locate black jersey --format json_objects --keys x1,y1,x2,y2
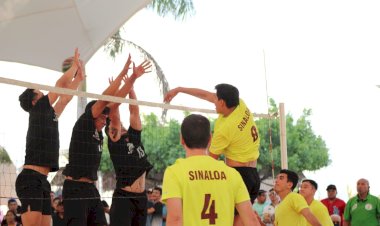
[
  {"x1": 24, "y1": 95, "x2": 59, "y2": 172},
  {"x1": 107, "y1": 126, "x2": 153, "y2": 188},
  {"x1": 63, "y1": 109, "x2": 103, "y2": 181}
]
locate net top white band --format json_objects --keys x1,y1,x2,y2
[{"x1": 0, "y1": 76, "x2": 274, "y2": 118}]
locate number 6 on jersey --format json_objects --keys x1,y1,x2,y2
[{"x1": 201, "y1": 194, "x2": 218, "y2": 224}]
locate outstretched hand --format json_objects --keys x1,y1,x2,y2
[
  {"x1": 163, "y1": 88, "x2": 179, "y2": 103},
  {"x1": 121, "y1": 54, "x2": 132, "y2": 75},
  {"x1": 132, "y1": 60, "x2": 152, "y2": 78},
  {"x1": 73, "y1": 48, "x2": 84, "y2": 81},
  {"x1": 73, "y1": 48, "x2": 80, "y2": 67},
  {"x1": 76, "y1": 60, "x2": 85, "y2": 81}
]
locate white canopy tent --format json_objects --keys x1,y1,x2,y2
[
  {"x1": 0, "y1": 0, "x2": 155, "y2": 205},
  {"x1": 0, "y1": 0, "x2": 152, "y2": 72}
]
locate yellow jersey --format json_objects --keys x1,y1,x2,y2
[
  {"x1": 307, "y1": 200, "x2": 333, "y2": 226},
  {"x1": 162, "y1": 155, "x2": 250, "y2": 226},
  {"x1": 275, "y1": 192, "x2": 309, "y2": 226},
  {"x1": 209, "y1": 99, "x2": 260, "y2": 162}
]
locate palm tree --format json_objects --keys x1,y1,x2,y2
[
  {"x1": 101, "y1": 0, "x2": 195, "y2": 120},
  {"x1": 0, "y1": 146, "x2": 12, "y2": 163},
  {"x1": 105, "y1": 35, "x2": 170, "y2": 120}
]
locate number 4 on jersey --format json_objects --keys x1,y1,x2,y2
[{"x1": 201, "y1": 194, "x2": 218, "y2": 224}]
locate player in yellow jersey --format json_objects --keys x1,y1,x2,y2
[
  {"x1": 299, "y1": 179, "x2": 334, "y2": 226},
  {"x1": 162, "y1": 114, "x2": 260, "y2": 226},
  {"x1": 164, "y1": 84, "x2": 260, "y2": 226},
  {"x1": 274, "y1": 170, "x2": 321, "y2": 226}
]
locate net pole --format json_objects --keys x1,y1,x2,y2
[{"x1": 279, "y1": 103, "x2": 288, "y2": 169}]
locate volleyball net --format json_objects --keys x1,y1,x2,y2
[{"x1": 0, "y1": 76, "x2": 275, "y2": 205}]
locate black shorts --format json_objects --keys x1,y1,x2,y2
[
  {"x1": 62, "y1": 180, "x2": 107, "y2": 226},
  {"x1": 233, "y1": 167, "x2": 260, "y2": 204},
  {"x1": 110, "y1": 188, "x2": 147, "y2": 226},
  {"x1": 15, "y1": 169, "x2": 52, "y2": 215}
]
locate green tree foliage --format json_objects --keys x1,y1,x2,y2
[
  {"x1": 142, "y1": 113, "x2": 184, "y2": 174},
  {"x1": 256, "y1": 99, "x2": 330, "y2": 180},
  {"x1": 99, "y1": 100, "x2": 330, "y2": 180},
  {"x1": 148, "y1": 0, "x2": 195, "y2": 20},
  {"x1": 100, "y1": 138, "x2": 114, "y2": 173},
  {"x1": 0, "y1": 146, "x2": 12, "y2": 163}
]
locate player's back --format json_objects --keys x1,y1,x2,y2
[{"x1": 162, "y1": 155, "x2": 250, "y2": 226}]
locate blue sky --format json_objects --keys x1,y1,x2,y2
[{"x1": 1, "y1": 0, "x2": 380, "y2": 201}]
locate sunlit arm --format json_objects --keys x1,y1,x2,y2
[
  {"x1": 164, "y1": 87, "x2": 218, "y2": 104},
  {"x1": 300, "y1": 208, "x2": 322, "y2": 226},
  {"x1": 166, "y1": 198, "x2": 183, "y2": 226}
]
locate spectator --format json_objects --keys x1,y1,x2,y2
[
  {"x1": 52, "y1": 201, "x2": 64, "y2": 226},
  {"x1": 343, "y1": 178, "x2": 380, "y2": 226},
  {"x1": 6, "y1": 199, "x2": 17, "y2": 213},
  {"x1": 321, "y1": 184, "x2": 346, "y2": 226},
  {"x1": 2, "y1": 210, "x2": 21, "y2": 226},
  {"x1": 151, "y1": 187, "x2": 163, "y2": 226},
  {"x1": 253, "y1": 190, "x2": 269, "y2": 219},
  {"x1": 1, "y1": 199, "x2": 21, "y2": 225},
  {"x1": 262, "y1": 188, "x2": 279, "y2": 226},
  {"x1": 52, "y1": 197, "x2": 61, "y2": 214}
]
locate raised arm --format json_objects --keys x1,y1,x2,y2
[
  {"x1": 164, "y1": 87, "x2": 218, "y2": 104},
  {"x1": 128, "y1": 89, "x2": 141, "y2": 130},
  {"x1": 106, "y1": 58, "x2": 151, "y2": 140},
  {"x1": 107, "y1": 104, "x2": 122, "y2": 142},
  {"x1": 52, "y1": 50, "x2": 86, "y2": 116},
  {"x1": 300, "y1": 208, "x2": 322, "y2": 226},
  {"x1": 110, "y1": 60, "x2": 152, "y2": 108},
  {"x1": 47, "y1": 48, "x2": 80, "y2": 106},
  {"x1": 90, "y1": 58, "x2": 131, "y2": 119}
]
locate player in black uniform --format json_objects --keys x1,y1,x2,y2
[
  {"x1": 106, "y1": 86, "x2": 152, "y2": 226},
  {"x1": 104, "y1": 56, "x2": 152, "y2": 226},
  {"x1": 16, "y1": 49, "x2": 84, "y2": 226},
  {"x1": 62, "y1": 55, "x2": 151, "y2": 226}
]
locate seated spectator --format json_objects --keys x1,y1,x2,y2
[
  {"x1": 2, "y1": 210, "x2": 21, "y2": 226},
  {"x1": 52, "y1": 197, "x2": 61, "y2": 214},
  {"x1": 253, "y1": 190, "x2": 269, "y2": 219},
  {"x1": 262, "y1": 188, "x2": 279, "y2": 226},
  {"x1": 52, "y1": 201, "x2": 64, "y2": 226},
  {"x1": 1, "y1": 199, "x2": 21, "y2": 225},
  {"x1": 151, "y1": 187, "x2": 163, "y2": 226}
]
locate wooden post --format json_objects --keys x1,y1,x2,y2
[{"x1": 279, "y1": 103, "x2": 288, "y2": 169}]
